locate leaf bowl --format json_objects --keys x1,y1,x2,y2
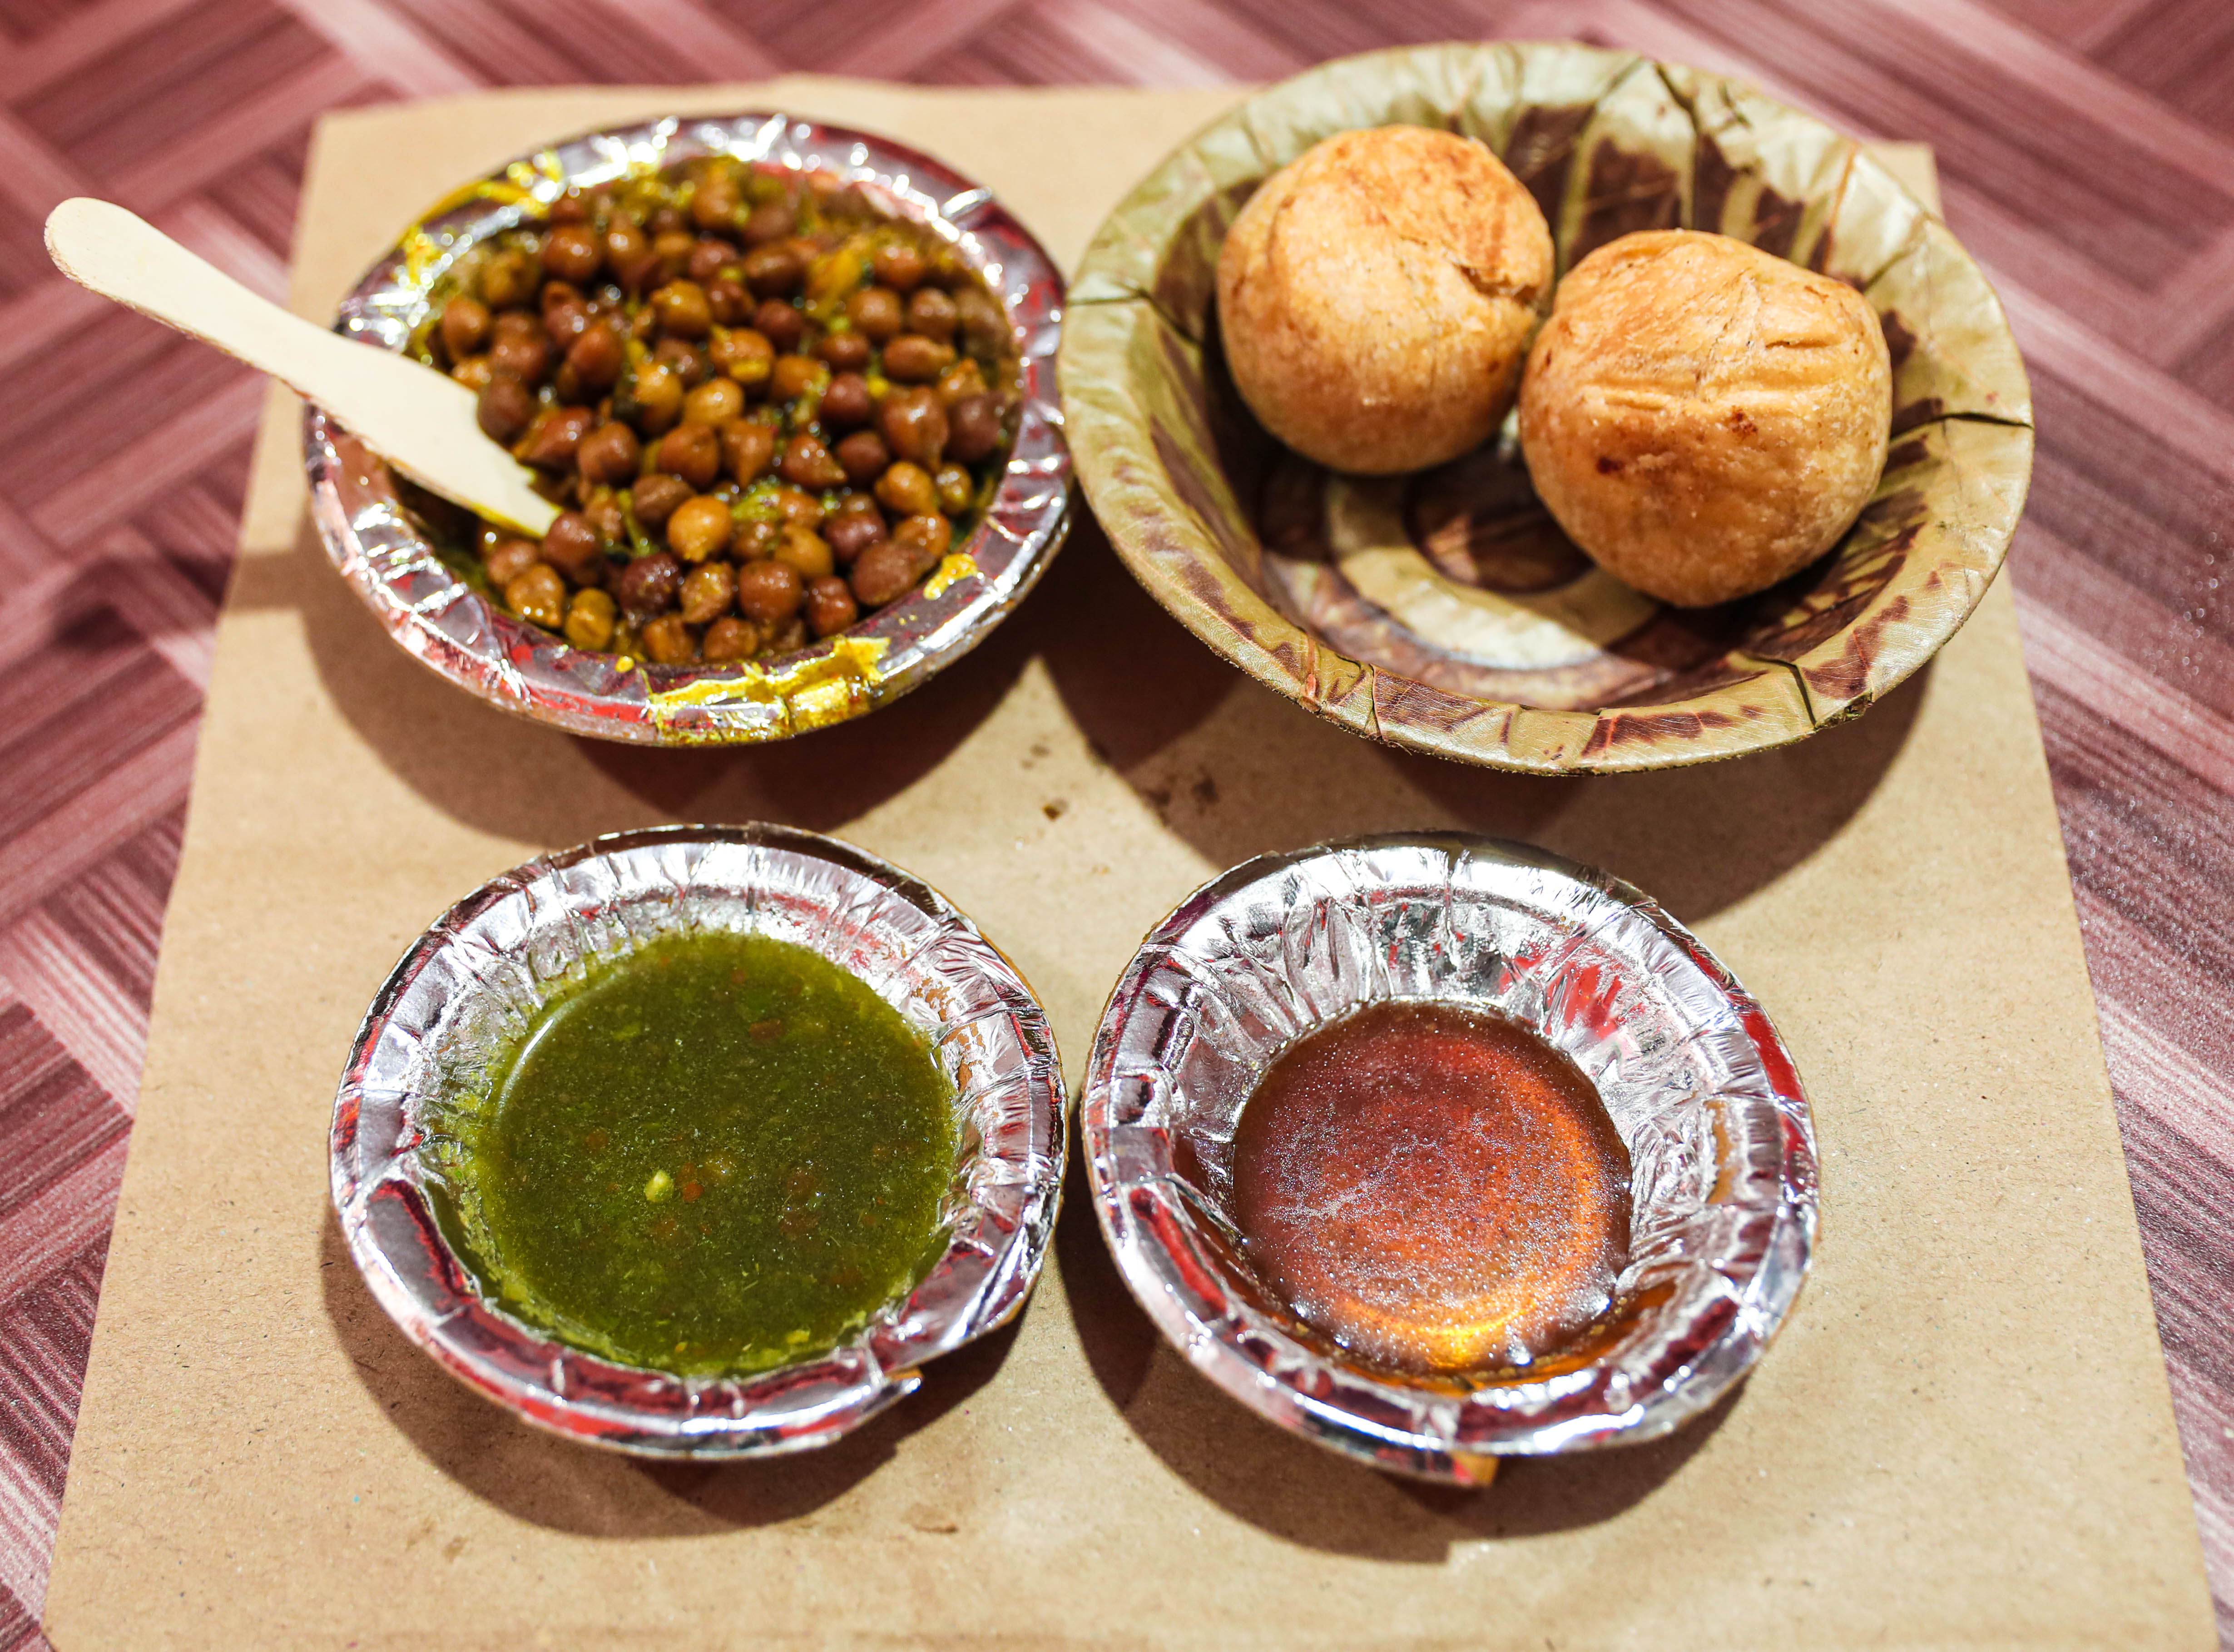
[{"x1": 1059, "y1": 42, "x2": 2031, "y2": 772}]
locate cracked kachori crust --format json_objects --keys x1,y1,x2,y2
[
  {"x1": 1518, "y1": 229, "x2": 1892, "y2": 609},
  {"x1": 1215, "y1": 126, "x2": 1554, "y2": 476}
]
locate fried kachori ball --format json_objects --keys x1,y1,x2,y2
[
  {"x1": 1215, "y1": 126, "x2": 1553, "y2": 475},
  {"x1": 1517, "y1": 229, "x2": 1892, "y2": 608}
]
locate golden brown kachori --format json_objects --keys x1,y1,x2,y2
[
  {"x1": 1216, "y1": 127, "x2": 1554, "y2": 476},
  {"x1": 1518, "y1": 229, "x2": 1891, "y2": 607}
]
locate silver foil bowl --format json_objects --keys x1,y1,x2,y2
[
  {"x1": 307, "y1": 114, "x2": 1070, "y2": 744},
  {"x1": 331, "y1": 824, "x2": 1065, "y2": 1456},
  {"x1": 1082, "y1": 834, "x2": 1817, "y2": 1483}
]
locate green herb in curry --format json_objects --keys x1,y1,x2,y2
[{"x1": 436, "y1": 929, "x2": 955, "y2": 1376}]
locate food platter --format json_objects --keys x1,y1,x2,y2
[
  {"x1": 326, "y1": 44, "x2": 1976, "y2": 1464},
  {"x1": 40, "y1": 70, "x2": 2220, "y2": 1652}
]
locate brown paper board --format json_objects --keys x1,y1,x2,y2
[{"x1": 42, "y1": 82, "x2": 2214, "y2": 1649}]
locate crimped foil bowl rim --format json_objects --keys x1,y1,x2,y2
[
  {"x1": 331, "y1": 823, "x2": 1066, "y2": 1458},
  {"x1": 1058, "y1": 40, "x2": 2033, "y2": 774},
  {"x1": 1080, "y1": 831, "x2": 1818, "y2": 1479},
  {"x1": 307, "y1": 111, "x2": 1071, "y2": 746}
]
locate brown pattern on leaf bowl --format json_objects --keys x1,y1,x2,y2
[{"x1": 1059, "y1": 43, "x2": 2034, "y2": 773}]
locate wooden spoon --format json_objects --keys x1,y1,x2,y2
[{"x1": 45, "y1": 197, "x2": 559, "y2": 538}]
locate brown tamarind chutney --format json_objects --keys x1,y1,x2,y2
[{"x1": 1229, "y1": 998, "x2": 1632, "y2": 1377}]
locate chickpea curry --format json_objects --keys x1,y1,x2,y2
[
  {"x1": 438, "y1": 929, "x2": 956, "y2": 1376},
  {"x1": 415, "y1": 155, "x2": 1018, "y2": 669}
]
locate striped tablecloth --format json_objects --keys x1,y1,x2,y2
[{"x1": 0, "y1": 2, "x2": 2225, "y2": 1646}]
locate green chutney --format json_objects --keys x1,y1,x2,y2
[{"x1": 442, "y1": 929, "x2": 955, "y2": 1376}]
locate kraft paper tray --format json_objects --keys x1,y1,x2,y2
[{"x1": 42, "y1": 80, "x2": 2215, "y2": 1651}]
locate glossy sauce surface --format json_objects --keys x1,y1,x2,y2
[
  {"x1": 1230, "y1": 999, "x2": 1631, "y2": 1375},
  {"x1": 448, "y1": 929, "x2": 953, "y2": 1376}
]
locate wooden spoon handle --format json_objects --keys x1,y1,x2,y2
[
  {"x1": 45, "y1": 197, "x2": 558, "y2": 538},
  {"x1": 47, "y1": 198, "x2": 381, "y2": 405}
]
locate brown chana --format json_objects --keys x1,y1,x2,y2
[
  {"x1": 834, "y1": 429, "x2": 890, "y2": 484},
  {"x1": 667, "y1": 495, "x2": 734, "y2": 563},
  {"x1": 566, "y1": 322, "x2": 625, "y2": 390},
  {"x1": 702, "y1": 615, "x2": 761, "y2": 662},
  {"x1": 824, "y1": 507, "x2": 885, "y2": 567},
  {"x1": 427, "y1": 155, "x2": 1018, "y2": 671},
  {"x1": 871, "y1": 241, "x2": 926, "y2": 293},
  {"x1": 736, "y1": 559, "x2": 805, "y2": 624},
  {"x1": 631, "y1": 473, "x2": 693, "y2": 528},
  {"x1": 679, "y1": 560, "x2": 737, "y2": 623},
  {"x1": 441, "y1": 295, "x2": 491, "y2": 360},
  {"x1": 733, "y1": 519, "x2": 782, "y2": 561},
  {"x1": 713, "y1": 327, "x2": 774, "y2": 387},
  {"x1": 769, "y1": 353, "x2": 827, "y2": 402},
  {"x1": 820, "y1": 372, "x2": 873, "y2": 428},
  {"x1": 544, "y1": 223, "x2": 603, "y2": 284},
  {"x1": 779, "y1": 435, "x2": 848, "y2": 490},
  {"x1": 806, "y1": 576, "x2": 859, "y2": 638},
  {"x1": 893, "y1": 511, "x2": 954, "y2": 565},
  {"x1": 773, "y1": 525, "x2": 836, "y2": 581},
  {"x1": 576, "y1": 421, "x2": 642, "y2": 486},
  {"x1": 847, "y1": 285, "x2": 903, "y2": 342},
  {"x1": 540, "y1": 512, "x2": 606, "y2": 584},
  {"x1": 487, "y1": 327, "x2": 551, "y2": 385},
  {"x1": 651, "y1": 280, "x2": 713, "y2": 339},
  {"x1": 563, "y1": 586, "x2": 617, "y2": 651},
  {"x1": 687, "y1": 239, "x2": 734, "y2": 284},
  {"x1": 476, "y1": 374, "x2": 535, "y2": 443},
  {"x1": 743, "y1": 199, "x2": 793, "y2": 246},
  {"x1": 770, "y1": 485, "x2": 824, "y2": 527},
  {"x1": 935, "y1": 358, "x2": 988, "y2": 407},
  {"x1": 753, "y1": 299, "x2": 805, "y2": 353},
  {"x1": 656, "y1": 423, "x2": 722, "y2": 490},
  {"x1": 876, "y1": 461, "x2": 940, "y2": 518},
  {"x1": 707, "y1": 278, "x2": 750, "y2": 326},
  {"x1": 816, "y1": 330, "x2": 872, "y2": 372},
  {"x1": 651, "y1": 335, "x2": 707, "y2": 388},
  {"x1": 878, "y1": 386, "x2": 947, "y2": 465},
  {"x1": 934, "y1": 464, "x2": 975, "y2": 514},
  {"x1": 683, "y1": 378, "x2": 744, "y2": 426},
  {"x1": 849, "y1": 540, "x2": 918, "y2": 608},
  {"x1": 743, "y1": 243, "x2": 805, "y2": 298},
  {"x1": 946, "y1": 393, "x2": 1003, "y2": 464},
  {"x1": 882, "y1": 334, "x2": 955, "y2": 383},
  {"x1": 640, "y1": 612, "x2": 696, "y2": 665},
  {"x1": 906, "y1": 288, "x2": 958, "y2": 343},
  {"x1": 693, "y1": 174, "x2": 742, "y2": 230},
  {"x1": 518, "y1": 406, "x2": 594, "y2": 470},
  {"x1": 617, "y1": 551, "x2": 683, "y2": 620},
  {"x1": 485, "y1": 537, "x2": 540, "y2": 587},
  {"x1": 723, "y1": 421, "x2": 777, "y2": 485},
  {"x1": 629, "y1": 361, "x2": 685, "y2": 434},
  {"x1": 479, "y1": 247, "x2": 537, "y2": 308},
  {"x1": 505, "y1": 564, "x2": 566, "y2": 628}
]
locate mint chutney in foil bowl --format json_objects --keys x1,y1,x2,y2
[{"x1": 331, "y1": 824, "x2": 1064, "y2": 1457}]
